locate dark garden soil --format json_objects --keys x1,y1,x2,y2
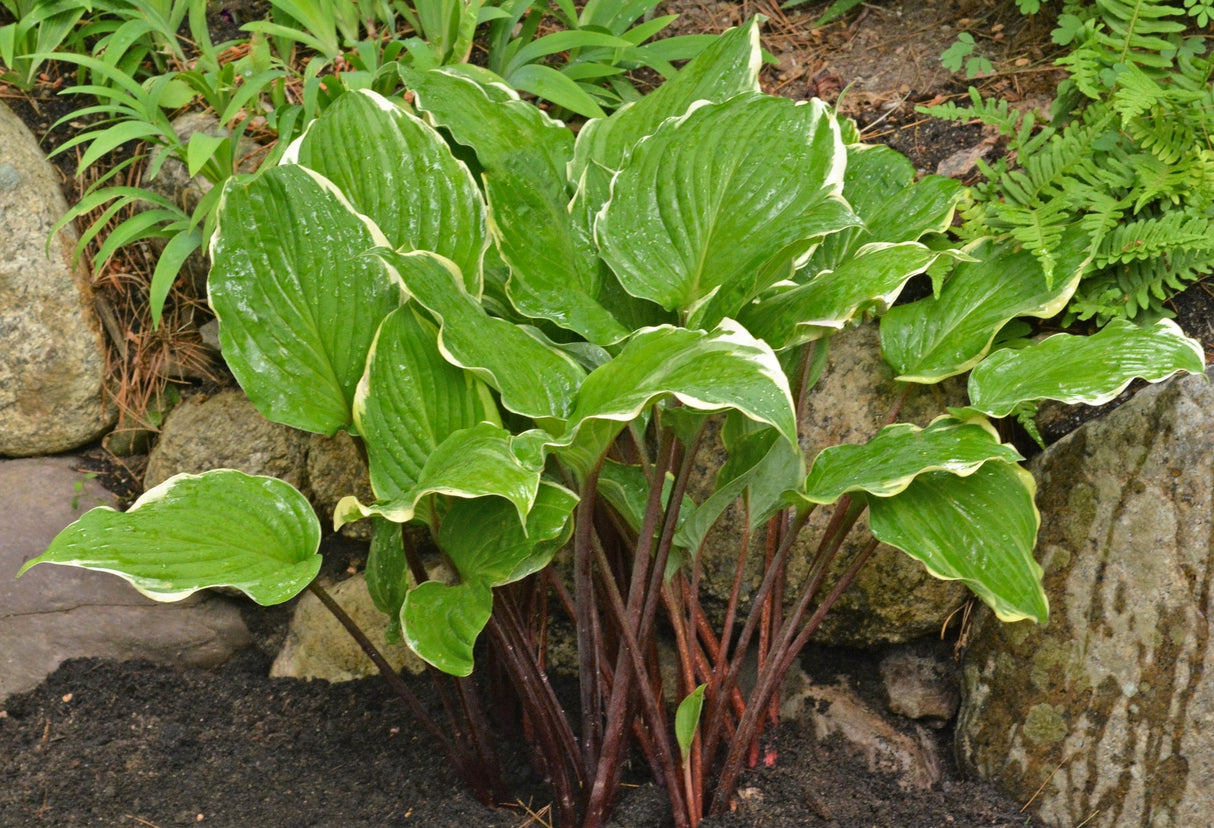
[{"x1": 4, "y1": 0, "x2": 1213, "y2": 826}]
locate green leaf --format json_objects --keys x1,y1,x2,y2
[
  {"x1": 335, "y1": 422, "x2": 543, "y2": 528},
  {"x1": 968, "y1": 318, "x2": 1206, "y2": 416},
  {"x1": 401, "y1": 579, "x2": 493, "y2": 676},
  {"x1": 439, "y1": 481, "x2": 578, "y2": 585},
  {"x1": 19, "y1": 471, "x2": 321, "y2": 606},
  {"x1": 811, "y1": 144, "x2": 963, "y2": 270},
  {"x1": 867, "y1": 461, "x2": 1047, "y2": 624},
  {"x1": 148, "y1": 228, "x2": 203, "y2": 328},
  {"x1": 185, "y1": 132, "x2": 226, "y2": 178},
  {"x1": 366, "y1": 515, "x2": 408, "y2": 643},
  {"x1": 740, "y1": 243, "x2": 954, "y2": 350},
  {"x1": 355, "y1": 305, "x2": 499, "y2": 501},
  {"x1": 674, "y1": 421, "x2": 805, "y2": 552},
  {"x1": 571, "y1": 16, "x2": 762, "y2": 179},
  {"x1": 377, "y1": 249, "x2": 585, "y2": 420},
  {"x1": 880, "y1": 233, "x2": 1091, "y2": 383},
  {"x1": 285, "y1": 89, "x2": 489, "y2": 294},
  {"x1": 409, "y1": 68, "x2": 626, "y2": 344},
  {"x1": 597, "y1": 94, "x2": 859, "y2": 323},
  {"x1": 569, "y1": 321, "x2": 797, "y2": 445},
  {"x1": 506, "y1": 62, "x2": 607, "y2": 119},
  {"x1": 675, "y1": 684, "x2": 707, "y2": 761},
  {"x1": 799, "y1": 416, "x2": 1022, "y2": 504},
  {"x1": 209, "y1": 164, "x2": 401, "y2": 435}
]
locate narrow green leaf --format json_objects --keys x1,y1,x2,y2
[
  {"x1": 19, "y1": 471, "x2": 321, "y2": 606},
  {"x1": 675, "y1": 684, "x2": 707, "y2": 761},
  {"x1": 377, "y1": 249, "x2": 585, "y2": 421},
  {"x1": 285, "y1": 89, "x2": 489, "y2": 294},
  {"x1": 148, "y1": 228, "x2": 203, "y2": 328},
  {"x1": 867, "y1": 461, "x2": 1047, "y2": 623},
  {"x1": 506, "y1": 62, "x2": 607, "y2": 119},
  {"x1": 880, "y1": 233, "x2": 1091, "y2": 383},
  {"x1": 209, "y1": 164, "x2": 401, "y2": 435},
  {"x1": 968, "y1": 318, "x2": 1206, "y2": 417},
  {"x1": 799, "y1": 416, "x2": 1022, "y2": 504}
]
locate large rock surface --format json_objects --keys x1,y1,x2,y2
[
  {"x1": 695, "y1": 324, "x2": 970, "y2": 646},
  {"x1": 956, "y1": 367, "x2": 1214, "y2": 828},
  {"x1": 0, "y1": 102, "x2": 115, "y2": 456},
  {"x1": 0, "y1": 457, "x2": 250, "y2": 703},
  {"x1": 144, "y1": 389, "x2": 309, "y2": 490},
  {"x1": 145, "y1": 389, "x2": 373, "y2": 535}
]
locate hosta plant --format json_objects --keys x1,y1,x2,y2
[{"x1": 21, "y1": 18, "x2": 1205, "y2": 828}]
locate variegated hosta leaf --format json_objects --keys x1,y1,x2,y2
[
  {"x1": 402, "y1": 579, "x2": 492, "y2": 676},
  {"x1": 335, "y1": 422, "x2": 543, "y2": 529},
  {"x1": 880, "y1": 232, "x2": 1091, "y2": 383},
  {"x1": 284, "y1": 89, "x2": 488, "y2": 295},
  {"x1": 19, "y1": 471, "x2": 321, "y2": 606},
  {"x1": 377, "y1": 249, "x2": 585, "y2": 421},
  {"x1": 596, "y1": 94, "x2": 859, "y2": 324},
  {"x1": 810, "y1": 144, "x2": 963, "y2": 271},
  {"x1": 674, "y1": 422, "x2": 805, "y2": 553},
  {"x1": 355, "y1": 305, "x2": 499, "y2": 502},
  {"x1": 408, "y1": 68, "x2": 626, "y2": 345},
  {"x1": 438, "y1": 481, "x2": 578, "y2": 586},
  {"x1": 401, "y1": 483, "x2": 577, "y2": 676},
  {"x1": 366, "y1": 515, "x2": 408, "y2": 643},
  {"x1": 968, "y1": 318, "x2": 1206, "y2": 417},
  {"x1": 798, "y1": 416, "x2": 1022, "y2": 505},
  {"x1": 558, "y1": 322, "x2": 798, "y2": 471},
  {"x1": 867, "y1": 461, "x2": 1047, "y2": 624},
  {"x1": 740, "y1": 242, "x2": 953, "y2": 350},
  {"x1": 570, "y1": 16, "x2": 762, "y2": 184},
  {"x1": 209, "y1": 164, "x2": 400, "y2": 435}
]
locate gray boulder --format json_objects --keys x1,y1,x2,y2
[
  {"x1": 0, "y1": 102, "x2": 115, "y2": 456},
  {"x1": 144, "y1": 389, "x2": 309, "y2": 490},
  {"x1": 694, "y1": 324, "x2": 970, "y2": 646},
  {"x1": 956, "y1": 367, "x2": 1214, "y2": 828},
  {"x1": 146, "y1": 388, "x2": 374, "y2": 536},
  {"x1": 1, "y1": 456, "x2": 250, "y2": 703}
]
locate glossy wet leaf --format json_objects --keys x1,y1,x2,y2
[
  {"x1": 880, "y1": 233, "x2": 1091, "y2": 383},
  {"x1": 209, "y1": 164, "x2": 400, "y2": 435},
  {"x1": 597, "y1": 94, "x2": 858, "y2": 323},
  {"x1": 867, "y1": 461, "x2": 1047, "y2": 623},
  {"x1": 355, "y1": 305, "x2": 498, "y2": 502},
  {"x1": 335, "y1": 422, "x2": 543, "y2": 529},
  {"x1": 562, "y1": 323, "x2": 798, "y2": 469},
  {"x1": 740, "y1": 243, "x2": 953, "y2": 350},
  {"x1": 799, "y1": 416, "x2": 1022, "y2": 504},
  {"x1": 20, "y1": 471, "x2": 321, "y2": 606},
  {"x1": 378, "y1": 249, "x2": 585, "y2": 420},
  {"x1": 401, "y1": 579, "x2": 492, "y2": 676},
  {"x1": 968, "y1": 318, "x2": 1206, "y2": 416},
  {"x1": 409, "y1": 68, "x2": 625, "y2": 344},
  {"x1": 438, "y1": 482, "x2": 578, "y2": 585},
  {"x1": 285, "y1": 89, "x2": 488, "y2": 294}
]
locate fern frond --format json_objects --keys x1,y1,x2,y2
[
  {"x1": 1093, "y1": 0, "x2": 1187, "y2": 68},
  {"x1": 1095, "y1": 211, "x2": 1214, "y2": 267}
]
